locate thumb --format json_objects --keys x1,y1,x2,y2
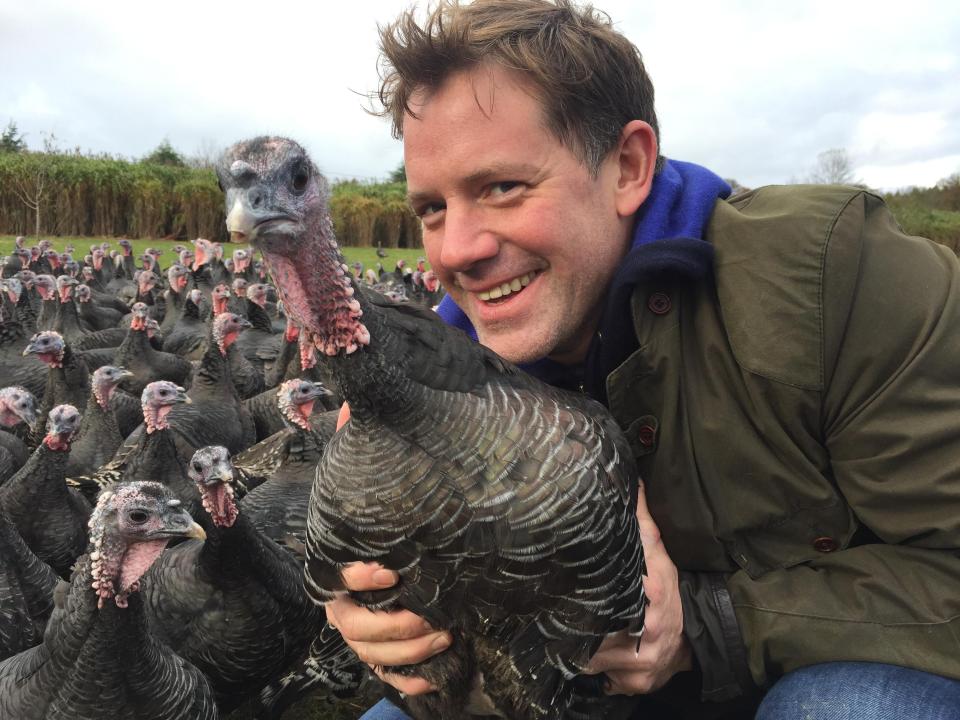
[
  {"x1": 336, "y1": 401, "x2": 351, "y2": 430},
  {"x1": 635, "y1": 482, "x2": 663, "y2": 549}
]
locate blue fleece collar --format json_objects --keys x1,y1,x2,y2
[{"x1": 436, "y1": 159, "x2": 730, "y2": 400}]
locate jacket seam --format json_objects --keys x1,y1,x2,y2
[
  {"x1": 817, "y1": 190, "x2": 867, "y2": 393},
  {"x1": 732, "y1": 605, "x2": 960, "y2": 627}
]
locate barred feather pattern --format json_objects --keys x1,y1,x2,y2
[{"x1": 305, "y1": 367, "x2": 645, "y2": 717}]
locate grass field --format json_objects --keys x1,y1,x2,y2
[{"x1": 0, "y1": 236, "x2": 429, "y2": 276}]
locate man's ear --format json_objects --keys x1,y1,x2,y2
[{"x1": 613, "y1": 120, "x2": 658, "y2": 217}]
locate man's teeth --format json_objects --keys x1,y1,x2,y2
[{"x1": 478, "y1": 272, "x2": 535, "y2": 302}]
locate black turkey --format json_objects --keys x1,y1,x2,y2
[
  {"x1": 0, "y1": 502, "x2": 59, "y2": 661},
  {"x1": 0, "y1": 385, "x2": 37, "y2": 483},
  {"x1": 0, "y1": 481, "x2": 216, "y2": 719},
  {"x1": 65, "y1": 365, "x2": 133, "y2": 477},
  {"x1": 220, "y1": 136, "x2": 646, "y2": 719},
  {"x1": 239, "y1": 378, "x2": 337, "y2": 557},
  {"x1": 0, "y1": 404, "x2": 90, "y2": 578},
  {"x1": 143, "y1": 445, "x2": 338, "y2": 713}
]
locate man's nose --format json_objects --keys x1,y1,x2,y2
[{"x1": 436, "y1": 203, "x2": 499, "y2": 272}]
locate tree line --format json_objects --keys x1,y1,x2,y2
[
  {"x1": 0, "y1": 125, "x2": 422, "y2": 248},
  {"x1": 2, "y1": 124, "x2": 957, "y2": 252}
]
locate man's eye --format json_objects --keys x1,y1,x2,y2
[
  {"x1": 416, "y1": 202, "x2": 445, "y2": 219},
  {"x1": 489, "y1": 181, "x2": 522, "y2": 197}
]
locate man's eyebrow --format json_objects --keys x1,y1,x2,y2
[{"x1": 407, "y1": 162, "x2": 541, "y2": 205}]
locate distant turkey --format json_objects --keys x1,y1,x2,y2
[
  {"x1": 220, "y1": 136, "x2": 645, "y2": 719},
  {"x1": 239, "y1": 378, "x2": 337, "y2": 557},
  {"x1": 65, "y1": 365, "x2": 133, "y2": 477},
  {"x1": 0, "y1": 385, "x2": 37, "y2": 482},
  {"x1": 0, "y1": 481, "x2": 216, "y2": 719},
  {"x1": 22, "y1": 330, "x2": 90, "y2": 447},
  {"x1": 0, "y1": 404, "x2": 90, "y2": 578},
  {"x1": 0, "y1": 501, "x2": 59, "y2": 661}
]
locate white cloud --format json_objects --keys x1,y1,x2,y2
[{"x1": 1, "y1": 0, "x2": 958, "y2": 189}]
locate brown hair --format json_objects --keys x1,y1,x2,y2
[{"x1": 377, "y1": 0, "x2": 662, "y2": 174}]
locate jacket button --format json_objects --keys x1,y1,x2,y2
[
  {"x1": 637, "y1": 424, "x2": 657, "y2": 447},
  {"x1": 813, "y1": 536, "x2": 838, "y2": 553},
  {"x1": 647, "y1": 292, "x2": 671, "y2": 315}
]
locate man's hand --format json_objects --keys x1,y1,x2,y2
[
  {"x1": 325, "y1": 562, "x2": 451, "y2": 695},
  {"x1": 584, "y1": 482, "x2": 692, "y2": 694}
]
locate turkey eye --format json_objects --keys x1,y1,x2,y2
[
  {"x1": 291, "y1": 168, "x2": 309, "y2": 194},
  {"x1": 129, "y1": 510, "x2": 148, "y2": 524},
  {"x1": 193, "y1": 461, "x2": 203, "y2": 472}
]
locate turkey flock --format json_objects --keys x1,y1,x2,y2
[{"x1": 0, "y1": 136, "x2": 646, "y2": 720}]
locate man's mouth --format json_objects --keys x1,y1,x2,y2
[{"x1": 477, "y1": 271, "x2": 538, "y2": 303}]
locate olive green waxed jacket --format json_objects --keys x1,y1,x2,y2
[{"x1": 605, "y1": 185, "x2": 960, "y2": 702}]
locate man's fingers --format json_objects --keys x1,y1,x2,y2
[
  {"x1": 340, "y1": 561, "x2": 399, "y2": 592},
  {"x1": 635, "y1": 483, "x2": 664, "y2": 551},
  {"x1": 328, "y1": 596, "x2": 435, "y2": 643},
  {"x1": 351, "y1": 631, "x2": 452, "y2": 668},
  {"x1": 336, "y1": 401, "x2": 351, "y2": 430},
  {"x1": 374, "y1": 669, "x2": 437, "y2": 696}
]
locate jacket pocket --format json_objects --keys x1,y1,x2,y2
[{"x1": 724, "y1": 497, "x2": 859, "y2": 579}]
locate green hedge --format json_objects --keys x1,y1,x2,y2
[{"x1": 0, "y1": 153, "x2": 421, "y2": 247}]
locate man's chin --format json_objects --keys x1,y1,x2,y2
[{"x1": 475, "y1": 326, "x2": 551, "y2": 366}]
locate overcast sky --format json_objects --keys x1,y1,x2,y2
[{"x1": 3, "y1": 0, "x2": 958, "y2": 191}]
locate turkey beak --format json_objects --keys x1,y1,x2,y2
[
  {"x1": 18, "y1": 404, "x2": 38, "y2": 427},
  {"x1": 304, "y1": 383, "x2": 333, "y2": 401},
  {"x1": 158, "y1": 504, "x2": 207, "y2": 541},
  {"x1": 174, "y1": 387, "x2": 192, "y2": 405},
  {"x1": 117, "y1": 368, "x2": 136, "y2": 382},
  {"x1": 22, "y1": 338, "x2": 41, "y2": 357},
  {"x1": 225, "y1": 190, "x2": 257, "y2": 244},
  {"x1": 211, "y1": 461, "x2": 234, "y2": 485},
  {"x1": 50, "y1": 414, "x2": 79, "y2": 437}
]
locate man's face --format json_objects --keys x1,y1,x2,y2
[{"x1": 403, "y1": 66, "x2": 633, "y2": 365}]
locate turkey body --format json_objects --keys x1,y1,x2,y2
[{"x1": 219, "y1": 136, "x2": 646, "y2": 720}]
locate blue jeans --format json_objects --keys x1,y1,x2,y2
[
  {"x1": 361, "y1": 663, "x2": 960, "y2": 719},
  {"x1": 756, "y1": 662, "x2": 960, "y2": 720}
]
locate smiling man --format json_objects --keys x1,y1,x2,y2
[{"x1": 324, "y1": 1, "x2": 960, "y2": 719}]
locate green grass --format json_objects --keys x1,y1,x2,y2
[{"x1": 1, "y1": 236, "x2": 430, "y2": 273}]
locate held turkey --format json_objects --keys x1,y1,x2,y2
[
  {"x1": 0, "y1": 481, "x2": 216, "y2": 719},
  {"x1": 220, "y1": 137, "x2": 646, "y2": 719}
]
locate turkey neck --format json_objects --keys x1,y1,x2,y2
[
  {"x1": 160, "y1": 289, "x2": 184, "y2": 333},
  {"x1": 0, "y1": 443, "x2": 73, "y2": 526},
  {"x1": 245, "y1": 298, "x2": 273, "y2": 333},
  {"x1": 53, "y1": 298, "x2": 84, "y2": 342},
  {"x1": 37, "y1": 297, "x2": 57, "y2": 330},
  {"x1": 324, "y1": 298, "x2": 414, "y2": 423},
  {"x1": 56, "y1": 561, "x2": 179, "y2": 695},
  {"x1": 198, "y1": 512, "x2": 287, "y2": 588},
  {"x1": 126, "y1": 428, "x2": 195, "y2": 508},
  {"x1": 116, "y1": 324, "x2": 152, "y2": 360},
  {"x1": 67, "y1": 392, "x2": 122, "y2": 474},
  {"x1": 42, "y1": 344, "x2": 89, "y2": 410},
  {"x1": 0, "y1": 313, "x2": 26, "y2": 350},
  {"x1": 191, "y1": 335, "x2": 235, "y2": 399},
  {"x1": 16, "y1": 291, "x2": 37, "y2": 333}
]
